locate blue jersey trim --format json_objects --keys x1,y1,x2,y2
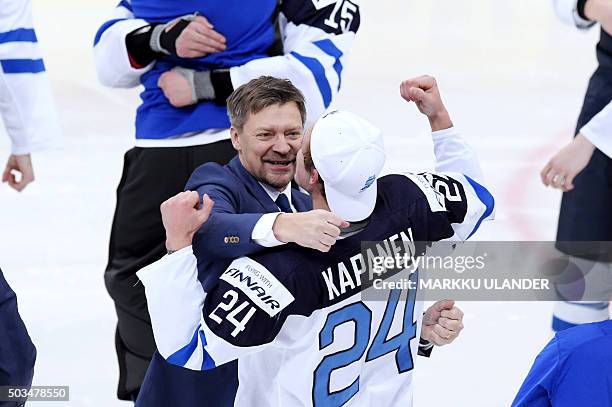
[
  {"x1": 0, "y1": 28, "x2": 37, "y2": 44},
  {"x1": 464, "y1": 175, "x2": 494, "y2": 239},
  {"x1": 199, "y1": 331, "x2": 216, "y2": 370},
  {"x1": 167, "y1": 325, "x2": 201, "y2": 366},
  {"x1": 0, "y1": 59, "x2": 45, "y2": 74},
  {"x1": 118, "y1": 0, "x2": 133, "y2": 12},
  {"x1": 313, "y1": 39, "x2": 343, "y2": 91},
  {"x1": 552, "y1": 316, "x2": 579, "y2": 332},
  {"x1": 291, "y1": 51, "x2": 332, "y2": 108},
  {"x1": 94, "y1": 18, "x2": 126, "y2": 46}
]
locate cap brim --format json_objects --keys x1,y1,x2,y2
[{"x1": 325, "y1": 181, "x2": 378, "y2": 222}]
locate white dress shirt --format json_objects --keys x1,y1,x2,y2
[
  {"x1": 581, "y1": 101, "x2": 612, "y2": 158},
  {"x1": 251, "y1": 182, "x2": 296, "y2": 247}
]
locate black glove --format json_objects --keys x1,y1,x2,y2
[{"x1": 125, "y1": 13, "x2": 197, "y2": 67}]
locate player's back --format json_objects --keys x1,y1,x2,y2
[
  {"x1": 227, "y1": 190, "x2": 427, "y2": 406},
  {"x1": 199, "y1": 172, "x2": 493, "y2": 406}
]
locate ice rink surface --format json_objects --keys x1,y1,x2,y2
[{"x1": 0, "y1": 1, "x2": 608, "y2": 406}]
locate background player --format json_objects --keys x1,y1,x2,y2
[
  {"x1": 545, "y1": 0, "x2": 612, "y2": 331},
  {"x1": 137, "y1": 75, "x2": 494, "y2": 406},
  {"x1": 93, "y1": 1, "x2": 360, "y2": 400},
  {"x1": 1, "y1": 0, "x2": 61, "y2": 191},
  {"x1": 0, "y1": 0, "x2": 61, "y2": 402},
  {"x1": 512, "y1": 319, "x2": 612, "y2": 406}
]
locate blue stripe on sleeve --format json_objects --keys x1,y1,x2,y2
[
  {"x1": 313, "y1": 39, "x2": 343, "y2": 91},
  {"x1": 167, "y1": 326, "x2": 201, "y2": 366},
  {"x1": 0, "y1": 59, "x2": 45, "y2": 74},
  {"x1": 118, "y1": 0, "x2": 133, "y2": 12},
  {"x1": 199, "y1": 331, "x2": 216, "y2": 370},
  {"x1": 290, "y1": 51, "x2": 332, "y2": 108},
  {"x1": 464, "y1": 175, "x2": 494, "y2": 239},
  {"x1": 93, "y1": 18, "x2": 126, "y2": 46},
  {"x1": 0, "y1": 29, "x2": 38, "y2": 44}
]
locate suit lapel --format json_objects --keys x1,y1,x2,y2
[
  {"x1": 228, "y1": 157, "x2": 279, "y2": 213},
  {"x1": 292, "y1": 188, "x2": 313, "y2": 212}
]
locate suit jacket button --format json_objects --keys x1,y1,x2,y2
[{"x1": 224, "y1": 237, "x2": 229, "y2": 244}]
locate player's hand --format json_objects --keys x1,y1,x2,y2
[
  {"x1": 400, "y1": 75, "x2": 453, "y2": 131},
  {"x1": 540, "y1": 133, "x2": 595, "y2": 192},
  {"x1": 175, "y1": 16, "x2": 226, "y2": 58},
  {"x1": 272, "y1": 210, "x2": 350, "y2": 252},
  {"x1": 2, "y1": 154, "x2": 34, "y2": 192},
  {"x1": 585, "y1": 0, "x2": 612, "y2": 36},
  {"x1": 158, "y1": 69, "x2": 195, "y2": 107},
  {"x1": 421, "y1": 300, "x2": 464, "y2": 346},
  {"x1": 161, "y1": 191, "x2": 214, "y2": 252},
  {"x1": 157, "y1": 71, "x2": 196, "y2": 107}
]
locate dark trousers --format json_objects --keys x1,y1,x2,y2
[
  {"x1": 556, "y1": 65, "x2": 612, "y2": 259},
  {"x1": 0, "y1": 269, "x2": 36, "y2": 407},
  {"x1": 104, "y1": 140, "x2": 236, "y2": 400}
]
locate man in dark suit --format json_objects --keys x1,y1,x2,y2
[
  {"x1": 0, "y1": 270, "x2": 36, "y2": 407},
  {"x1": 136, "y1": 76, "x2": 348, "y2": 406}
]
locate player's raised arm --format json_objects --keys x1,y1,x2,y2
[
  {"x1": 400, "y1": 75, "x2": 495, "y2": 240},
  {"x1": 137, "y1": 191, "x2": 214, "y2": 364}
]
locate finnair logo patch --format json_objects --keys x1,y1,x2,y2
[
  {"x1": 360, "y1": 175, "x2": 376, "y2": 192},
  {"x1": 220, "y1": 257, "x2": 295, "y2": 317}
]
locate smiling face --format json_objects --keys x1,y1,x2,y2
[{"x1": 231, "y1": 102, "x2": 304, "y2": 190}]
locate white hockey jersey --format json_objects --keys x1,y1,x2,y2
[
  {"x1": 0, "y1": 0, "x2": 60, "y2": 154},
  {"x1": 138, "y1": 127, "x2": 495, "y2": 407}
]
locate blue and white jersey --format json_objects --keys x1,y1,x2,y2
[
  {"x1": 93, "y1": 0, "x2": 360, "y2": 142},
  {"x1": 138, "y1": 129, "x2": 494, "y2": 406},
  {"x1": 512, "y1": 320, "x2": 612, "y2": 407},
  {"x1": 0, "y1": 0, "x2": 61, "y2": 154}
]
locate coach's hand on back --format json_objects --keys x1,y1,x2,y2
[
  {"x1": 161, "y1": 191, "x2": 214, "y2": 252},
  {"x1": 272, "y1": 210, "x2": 350, "y2": 253},
  {"x1": 400, "y1": 75, "x2": 453, "y2": 132}
]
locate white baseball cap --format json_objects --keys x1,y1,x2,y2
[{"x1": 310, "y1": 110, "x2": 386, "y2": 222}]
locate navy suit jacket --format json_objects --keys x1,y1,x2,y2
[
  {"x1": 136, "y1": 156, "x2": 312, "y2": 407},
  {"x1": 186, "y1": 156, "x2": 312, "y2": 289},
  {"x1": 0, "y1": 269, "x2": 36, "y2": 407}
]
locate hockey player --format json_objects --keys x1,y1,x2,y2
[
  {"x1": 0, "y1": 270, "x2": 36, "y2": 407},
  {"x1": 512, "y1": 320, "x2": 612, "y2": 407},
  {"x1": 137, "y1": 75, "x2": 494, "y2": 406},
  {"x1": 0, "y1": 0, "x2": 60, "y2": 402},
  {"x1": 93, "y1": 0, "x2": 360, "y2": 400},
  {"x1": 1, "y1": 0, "x2": 60, "y2": 191},
  {"x1": 544, "y1": 0, "x2": 612, "y2": 331}
]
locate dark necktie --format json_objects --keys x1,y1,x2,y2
[{"x1": 275, "y1": 194, "x2": 293, "y2": 213}]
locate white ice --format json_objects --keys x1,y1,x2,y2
[{"x1": 0, "y1": 0, "x2": 608, "y2": 406}]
